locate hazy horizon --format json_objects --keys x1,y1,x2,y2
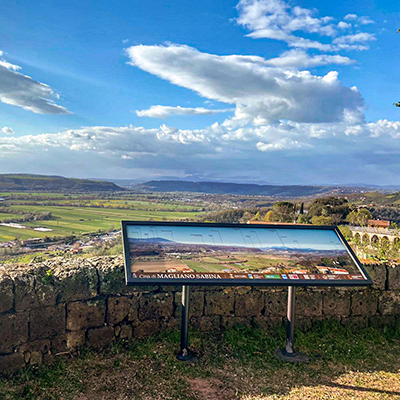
[{"x1": 1, "y1": 0, "x2": 400, "y2": 185}]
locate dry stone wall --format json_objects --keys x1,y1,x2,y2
[{"x1": 0, "y1": 256, "x2": 398, "y2": 373}]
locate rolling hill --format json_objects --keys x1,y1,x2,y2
[
  {"x1": 135, "y1": 180, "x2": 330, "y2": 197},
  {"x1": 0, "y1": 174, "x2": 123, "y2": 192}
]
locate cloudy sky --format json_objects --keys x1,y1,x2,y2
[{"x1": 0, "y1": 0, "x2": 399, "y2": 185}]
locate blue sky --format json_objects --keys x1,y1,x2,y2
[
  {"x1": 127, "y1": 224, "x2": 347, "y2": 251},
  {"x1": 0, "y1": 0, "x2": 400, "y2": 185}
]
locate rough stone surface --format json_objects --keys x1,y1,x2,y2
[
  {"x1": 174, "y1": 291, "x2": 204, "y2": 318},
  {"x1": 139, "y1": 293, "x2": 173, "y2": 320},
  {"x1": 235, "y1": 291, "x2": 264, "y2": 317},
  {"x1": 52, "y1": 260, "x2": 99, "y2": 302},
  {"x1": 0, "y1": 275, "x2": 13, "y2": 314},
  {"x1": 351, "y1": 291, "x2": 378, "y2": 316},
  {"x1": 364, "y1": 264, "x2": 386, "y2": 291},
  {"x1": 205, "y1": 291, "x2": 234, "y2": 316},
  {"x1": 379, "y1": 292, "x2": 400, "y2": 315},
  {"x1": 67, "y1": 300, "x2": 106, "y2": 331},
  {"x1": 87, "y1": 326, "x2": 114, "y2": 347},
  {"x1": 30, "y1": 304, "x2": 65, "y2": 340},
  {"x1": 264, "y1": 290, "x2": 287, "y2": 316},
  {"x1": 108, "y1": 296, "x2": 138, "y2": 324},
  {"x1": 66, "y1": 331, "x2": 86, "y2": 349},
  {"x1": 323, "y1": 291, "x2": 351, "y2": 316},
  {"x1": 296, "y1": 291, "x2": 323, "y2": 316},
  {"x1": 0, "y1": 353, "x2": 25, "y2": 373},
  {"x1": 133, "y1": 319, "x2": 160, "y2": 337},
  {"x1": 0, "y1": 312, "x2": 29, "y2": 353},
  {"x1": 388, "y1": 265, "x2": 400, "y2": 290}
]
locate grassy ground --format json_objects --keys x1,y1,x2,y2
[{"x1": 1, "y1": 321, "x2": 400, "y2": 399}]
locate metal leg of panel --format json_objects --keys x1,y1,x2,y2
[
  {"x1": 274, "y1": 286, "x2": 309, "y2": 363},
  {"x1": 177, "y1": 285, "x2": 197, "y2": 362}
]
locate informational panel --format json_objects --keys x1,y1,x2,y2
[{"x1": 122, "y1": 221, "x2": 372, "y2": 287}]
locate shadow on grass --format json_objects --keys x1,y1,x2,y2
[{"x1": 1, "y1": 319, "x2": 400, "y2": 399}]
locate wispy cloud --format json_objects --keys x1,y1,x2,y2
[
  {"x1": 136, "y1": 105, "x2": 234, "y2": 118},
  {"x1": 1, "y1": 126, "x2": 14, "y2": 135},
  {"x1": 0, "y1": 52, "x2": 70, "y2": 114}
]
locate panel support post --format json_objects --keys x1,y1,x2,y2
[
  {"x1": 274, "y1": 286, "x2": 309, "y2": 363},
  {"x1": 177, "y1": 285, "x2": 196, "y2": 362}
]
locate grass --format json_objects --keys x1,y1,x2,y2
[{"x1": 1, "y1": 320, "x2": 400, "y2": 399}]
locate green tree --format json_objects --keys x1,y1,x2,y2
[
  {"x1": 272, "y1": 201, "x2": 296, "y2": 223},
  {"x1": 357, "y1": 208, "x2": 372, "y2": 226},
  {"x1": 311, "y1": 215, "x2": 332, "y2": 225},
  {"x1": 297, "y1": 213, "x2": 308, "y2": 224}
]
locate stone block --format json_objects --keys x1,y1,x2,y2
[
  {"x1": 205, "y1": 291, "x2": 234, "y2": 316},
  {"x1": 29, "y1": 351, "x2": 43, "y2": 366},
  {"x1": 30, "y1": 304, "x2": 65, "y2": 340},
  {"x1": 95, "y1": 258, "x2": 138, "y2": 295},
  {"x1": 341, "y1": 316, "x2": 369, "y2": 329},
  {"x1": 253, "y1": 316, "x2": 282, "y2": 330},
  {"x1": 388, "y1": 265, "x2": 400, "y2": 290},
  {"x1": 235, "y1": 291, "x2": 264, "y2": 317},
  {"x1": 0, "y1": 353, "x2": 25, "y2": 374},
  {"x1": 0, "y1": 275, "x2": 13, "y2": 313},
  {"x1": 87, "y1": 326, "x2": 114, "y2": 347},
  {"x1": 133, "y1": 319, "x2": 160, "y2": 337},
  {"x1": 18, "y1": 339, "x2": 50, "y2": 354},
  {"x1": 52, "y1": 261, "x2": 98, "y2": 302},
  {"x1": 264, "y1": 290, "x2": 287, "y2": 317},
  {"x1": 174, "y1": 291, "x2": 204, "y2": 318},
  {"x1": 323, "y1": 291, "x2": 351, "y2": 316},
  {"x1": 160, "y1": 317, "x2": 180, "y2": 331},
  {"x1": 369, "y1": 315, "x2": 396, "y2": 328},
  {"x1": 107, "y1": 296, "x2": 138, "y2": 325},
  {"x1": 139, "y1": 293, "x2": 173, "y2": 320},
  {"x1": 351, "y1": 291, "x2": 378, "y2": 316},
  {"x1": 379, "y1": 292, "x2": 400, "y2": 315},
  {"x1": 296, "y1": 291, "x2": 323, "y2": 317},
  {"x1": 364, "y1": 264, "x2": 386, "y2": 290},
  {"x1": 51, "y1": 335, "x2": 68, "y2": 354},
  {"x1": 67, "y1": 299, "x2": 106, "y2": 331},
  {"x1": 12, "y1": 272, "x2": 39, "y2": 311},
  {"x1": 118, "y1": 324, "x2": 133, "y2": 339},
  {"x1": 66, "y1": 330, "x2": 86, "y2": 349},
  {"x1": 0, "y1": 312, "x2": 28, "y2": 353},
  {"x1": 191, "y1": 316, "x2": 220, "y2": 332}
]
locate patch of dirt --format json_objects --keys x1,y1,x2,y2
[{"x1": 187, "y1": 378, "x2": 236, "y2": 400}]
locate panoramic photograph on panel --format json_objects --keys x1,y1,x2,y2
[{"x1": 126, "y1": 224, "x2": 366, "y2": 282}]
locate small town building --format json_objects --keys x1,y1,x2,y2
[{"x1": 367, "y1": 219, "x2": 390, "y2": 229}]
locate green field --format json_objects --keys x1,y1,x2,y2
[{"x1": 0, "y1": 204, "x2": 205, "y2": 242}]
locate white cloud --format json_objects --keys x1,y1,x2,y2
[
  {"x1": 136, "y1": 105, "x2": 234, "y2": 118},
  {"x1": 1, "y1": 119, "x2": 400, "y2": 184},
  {"x1": 127, "y1": 44, "x2": 364, "y2": 124},
  {"x1": 236, "y1": 1, "x2": 376, "y2": 53},
  {"x1": 358, "y1": 16, "x2": 375, "y2": 25},
  {"x1": 264, "y1": 50, "x2": 355, "y2": 68},
  {"x1": 344, "y1": 14, "x2": 358, "y2": 21},
  {"x1": 256, "y1": 138, "x2": 312, "y2": 151},
  {"x1": 338, "y1": 21, "x2": 351, "y2": 29},
  {"x1": 333, "y1": 32, "x2": 376, "y2": 45},
  {"x1": 0, "y1": 53, "x2": 70, "y2": 114},
  {"x1": 1, "y1": 126, "x2": 14, "y2": 135}
]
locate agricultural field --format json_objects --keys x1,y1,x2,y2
[{"x1": 0, "y1": 193, "x2": 207, "y2": 242}]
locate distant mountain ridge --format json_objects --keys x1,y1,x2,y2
[
  {"x1": 0, "y1": 174, "x2": 123, "y2": 192},
  {"x1": 135, "y1": 180, "x2": 330, "y2": 197}
]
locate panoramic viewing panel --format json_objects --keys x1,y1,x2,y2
[{"x1": 122, "y1": 222, "x2": 371, "y2": 286}]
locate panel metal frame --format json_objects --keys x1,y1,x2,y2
[{"x1": 122, "y1": 221, "x2": 372, "y2": 287}]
